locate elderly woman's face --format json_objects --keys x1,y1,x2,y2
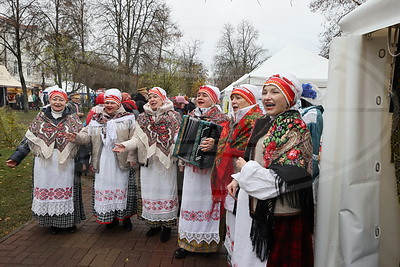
[
  {"x1": 230, "y1": 94, "x2": 250, "y2": 113},
  {"x1": 49, "y1": 96, "x2": 66, "y2": 112},
  {"x1": 148, "y1": 93, "x2": 163, "y2": 111},
  {"x1": 262, "y1": 85, "x2": 289, "y2": 117},
  {"x1": 104, "y1": 101, "x2": 120, "y2": 115},
  {"x1": 196, "y1": 92, "x2": 213, "y2": 108}
]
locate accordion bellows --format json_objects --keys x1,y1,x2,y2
[{"x1": 173, "y1": 115, "x2": 222, "y2": 169}]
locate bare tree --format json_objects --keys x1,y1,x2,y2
[
  {"x1": 0, "y1": 0, "x2": 38, "y2": 112},
  {"x1": 213, "y1": 20, "x2": 268, "y2": 89},
  {"x1": 63, "y1": 0, "x2": 92, "y2": 105},
  {"x1": 96, "y1": 0, "x2": 181, "y2": 91},
  {"x1": 179, "y1": 39, "x2": 206, "y2": 96},
  {"x1": 143, "y1": 3, "x2": 182, "y2": 70},
  {"x1": 309, "y1": 0, "x2": 366, "y2": 57}
]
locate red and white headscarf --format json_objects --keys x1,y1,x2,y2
[
  {"x1": 264, "y1": 74, "x2": 302, "y2": 107},
  {"x1": 198, "y1": 85, "x2": 220, "y2": 104},
  {"x1": 148, "y1": 87, "x2": 167, "y2": 102},
  {"x1": 47, "y1": 86, "x2": 67, "y2": 101},
  {"x1": 104, "y1": 88, "x2": 122, "y2": 106},
  {"x1": 231, "y1": 84, "x2": 259, "y2": 105}
]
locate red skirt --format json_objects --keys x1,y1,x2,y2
[{"x1": 267, "y1": 213, "x2": 314, "y2": 267}]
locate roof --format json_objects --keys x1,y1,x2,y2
[
  {"x1": 249, "y1": 45, "x2": 329, "y2": 87},
  {"x1": 223, "y1": 45, "x2": 329, "y2": 91},
  {"x1": 0, "y1": 65, "x2": 22, "y2": 88},
  {"x1": 339, "y1": 0, "x2": 400, "y2": 35}
]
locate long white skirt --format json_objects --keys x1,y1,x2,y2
[
  {"x1": 94, "y1": 146, "x2": 129, "y2": 214},
  {"x1": 224, "y1": 194, "x2": 236, "y2": 260},
  {"x1": 178, "y1": 167, "x2": 221, "y2": 245},
  {"x1": 231, "y1": 189, "x2": 267, "y2": 267},
  {"x1": 32, "y1": 150, "x2": 75, "y2": 216},
  {"x1": 140, "y1": 157, "x2": 178, "y2": 222}
]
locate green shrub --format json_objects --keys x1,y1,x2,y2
[{"x1": 0, "y1": 107, "x2": 26, "y2": 148}]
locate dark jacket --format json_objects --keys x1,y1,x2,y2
[{"x1": 134, "y1": 93, "x2": 147, "y2": 114}]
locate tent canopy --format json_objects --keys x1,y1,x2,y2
[
  {"x1": 315, "y1": 0, "x2": 400, "y2": 266},
  {"x1": 0, "y1": 65, "x2": 22, "y2": 88},
  {"x1": 223, "y1": 45, "x2": 329, "y2": 92},
  {"x1": 339, "y1": 0, "x2": 400, "y2": 35}
]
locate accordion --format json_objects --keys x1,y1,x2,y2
[{"x1": 173, "y1": 115, "x2": 222, "y2": 169}]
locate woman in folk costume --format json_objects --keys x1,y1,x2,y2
[
  {"x1": 226, "y1": 74, "x2": 314, "y2": 267},
  {"x1": 174, "y1": 85, "x2": 229, "y2": 259},
  {"x1": 210, "y1": 84, "x2": 264, "y2": 263},
  {"x1": 66, "y1": 89, "x2": 136, "y2": 231},
  {"x1": 113, "y1": 87, "x2": 181, "y2": 242},
  {"x1": 6, "y1": 86, "x2": 87, "y2": 235}
]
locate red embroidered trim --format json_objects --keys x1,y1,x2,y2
[
  {"x1": 142, "y1": 197, "x2": 179, "y2": 212},
  {"x1": 95, "y1": 189, "x2": 127, "y2": 201},
  {"x1": 34, "y1": 187, "x2": 73, "y2": 200},
  {"x1": 180, "y1": 206, "x2": 220, "y2": 222}
]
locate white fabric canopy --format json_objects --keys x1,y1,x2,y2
[
  {"x1": 0, "y1": 65, "x2": 21, "y2": 88},
  {"x1": 315, "y1": 0, "x2": 400, "y2": 266},
  {"x1": 222, "y1": 45, "x2": 329, "y2": 92}
]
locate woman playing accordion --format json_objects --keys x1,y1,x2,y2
[{"x1": 174, "y1": 85, "x2": 229, "y2": 259}]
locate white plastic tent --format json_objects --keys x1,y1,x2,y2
[
  {"x1": 222, "y1": 45, "x2": 329, "y2": 91},
  {"x1": 220, "y1": 45, "x2": 328, "y2": 113},
  {"x1": 0, "y1": 65, "x2": 22, "y2": 88},
  {"x1": 315, "y1": 0, "x2": 400, "y2": 266}
]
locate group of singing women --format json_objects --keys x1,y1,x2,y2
[{"x1": 6, "y1": 72, "x2": 315, "y2": 266}]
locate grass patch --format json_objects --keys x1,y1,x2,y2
[
  {"x1": 0, "y1": 148, "x2": 32, "y2": 238},
  {"x1": 0, "y1": 109, "x2": 38, "y2": 238}
]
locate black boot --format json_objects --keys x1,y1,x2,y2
[
  {"x1": 174, "y1": 248, "x2": 189, "y2": 259},
  {"x1": 106, "y1": 218, "x2": 119, "y2": 230},
  {"x1": 123, "y1": 218, "x2": 132, "y2": 231},
  {"x1": 50, "y1": 226, "x2": 61, "y2": 235},
  {"x1": 160, "y1": 227, "x2": 171, "y2": 243},
  {"x1": 145, "y1": 226, "x2": 161, "y2": 237},
  {"x1": 66, "y1": 225, "x2": 77, "y2": 233}
]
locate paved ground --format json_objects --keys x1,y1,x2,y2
[{"x1": 0, "y1": 176, "x2": 227, "y2": 266}]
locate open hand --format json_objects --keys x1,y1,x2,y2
[
  {"x1": 200, "y1": 137, "x2": 215, "y2": 152},
  {"x1": 6, "y1": 159, "x2": 17, "y2": 168},
  {"x1": 65, "y1": 132, "x2": 77, "y2": 142},
  {"x1": 113, "y1": 143, "x2": 126, "y2": 153}
]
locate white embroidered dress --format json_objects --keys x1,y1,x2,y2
[
  {"x1": 178, "y1": 107, "x2": 224, "y2": 248},
  {"x1": 121, "y1": 101, "x2": 180, "y2": 223},
  {"x1": 88, "y1": 115, "x2": 135, "y2": 215}
]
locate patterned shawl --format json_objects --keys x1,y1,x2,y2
[
  {"x1": 190, "y1": 105, "x2": 228, "y2": 125},
  {"x1": 211, "y1": 104, "x2": 263, "y2": 203},
  {"x1": 243, "y1": 110, "x2": 314, "y2": 262},
  {"x1": 137, "y1": 101, "x2": 181, "y2": 160},
  {"x1": 90, "y1": 107, "x2": 132, "y2": 125},
  {"x1": 26, "y1": 110, "x2": 83, "y2": 163}
]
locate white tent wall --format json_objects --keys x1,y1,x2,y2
[{"x1": 315, "y1": 18, "x2": 400, "y2": 267}]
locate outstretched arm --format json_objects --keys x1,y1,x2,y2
[{"x1": 7, "y1": 137, "x2": 31, "y2": 168}]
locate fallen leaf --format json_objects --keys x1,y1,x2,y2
[
  {"x1": 125, "y1": 258, "x2": 129, "y2": 262},
  {"x1": 5, "y1": 217, "x2": 10, "y2": 222}
]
